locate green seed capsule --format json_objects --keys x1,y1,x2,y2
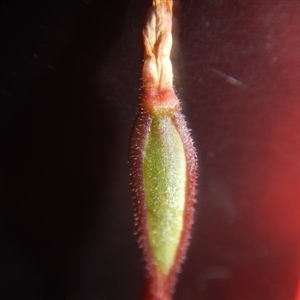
[
  {"x1": 143, "y1": 114, "x2": 186, "y2": 275},
  {"x1": 129, "y1": 0, "x2": 198, "y2": 298}
]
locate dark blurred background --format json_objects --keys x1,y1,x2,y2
[{"x1": 1, "y1": 1, "x2": 300, "y2": 299}]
